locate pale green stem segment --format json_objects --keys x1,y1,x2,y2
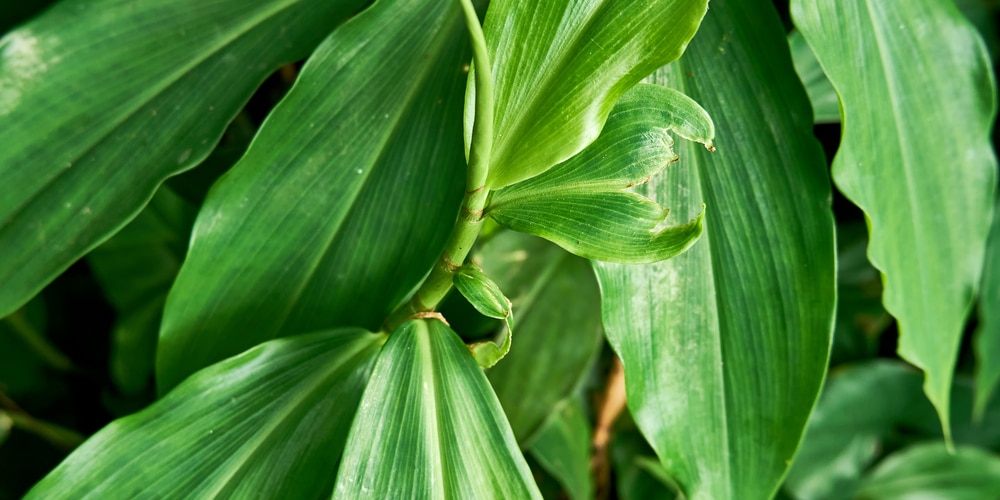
[
  {"x1": 4, "y1": 309, "x2": 74, "y2": 372},
  {"x1": 384, "y1": 0, "x2": 494, "y2": 332},
  {"x1": 0, "y1": 392, "x2": 84, "y2": 451}
]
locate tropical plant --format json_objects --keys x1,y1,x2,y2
[{"x1": 1, "y1": 0, "x2": 998, "y2": 498}]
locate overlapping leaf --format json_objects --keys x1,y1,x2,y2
[
  {"x1": 479, "y1": 232, "x2": 604, "y2": 442},
  {"x1": 976, "y1": 198, "x2": 1000, "y2": 418},
  {"x1": 0, "y1": 0, "x2": 367, "y2": 318},
  {"x1": 527, "y1": 399, "x2": 594, "y2": 500},
  {"x1": 27, "y1": 329, "x2": 382, "y2": 499},
  {"x1": 488, "y1": 84, "x2": 713, "y2": 263},
  {"x1": 792, "y1": 0, "x2": 998, "y2": 439},
  {"x1": 453, "y1": 263, "x2": 514, "y2": 368},
  {"x1": 788, "y1": 31, "x2": 839, "y2": 124},
  {"x1": 157, "y1": 0, "x2": 474, "y2": 391},
  {"x1": 477, "y1": 0, "x2": 709, "y2": 188},
  {"x1": 333, "y1": 319, "x2": 539, "y2": 499},
  {"x1": 854, "y1": 444, "x2": 1000, "y2": 500},
  {"x1": 593, "y1": 0, "x2": 837, "y2": 497}
]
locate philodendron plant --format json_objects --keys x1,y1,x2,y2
[{"x1": 1, "y1": 0, "x2": 998, "y2": 498}]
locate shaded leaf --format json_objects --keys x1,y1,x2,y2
[
  {"x1": 333, "y1": 319, "x2": 539, "y2": 499},
  {"x1": 788, "y1": 31, "x2": 840, "y2": 124},
  {"x1": 478, "y1": 0, "x2": 709, "y2": 188},
  {"x1": 527, "y1": 399, "x2": 594, "y2": 500},
  {"x1": 87, "y1": 186, "x2": 194, "y2": 394},
  {"x1": 831, "y1": 223, "x2": 890, "y2": 366},
  {"x1": 610, "y1": 429, "x2": 681, "y2": 500},
  {"x1": 0, "y1": 0, "x2": 367, "y2": 318},
  {"x1": 489, "y1": 84, "x2": 712, "y2": 263},
  {"x1": 481, "y1": 232, "x2": 604, "y2": 442},
  {"x1": 27, "y1": 329, "x2": 382, "y2": 498},
  {"x1": 792, "y1": 0, "x2": 998, "y2": 440},
  {"x1": 157, "y1": 0, "x2": 473, "y2": 391},
  {"x1": 976, "y1": 198, "x2": 1000, "y2": 418},
  {"x1": 593, "y1": 0, "x2": 837, "y2": 497},
  {"x1": 854, "y1": 443, "x2": 1000, "y2": 500},
  {"x1": 454, "y1": 263, "x2": 514, "y2": 368}
]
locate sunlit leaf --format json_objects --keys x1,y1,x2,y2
[
  {"x1": 333, "y1": 319, "x2": 539, "y2": 499},
  {"x1": 0, "y1": 0, "x2": 367, "y2": 318},
  {"x1": 792, "y1": 0, "x2": 998, "y2": 441},
  {"x1": 594, "y1": 0, "x2": 837, "y2": 497},
  {"x1": 477, "y1": 0, "x2": 709, "y2": 188},
  {"x1": 27, "y1": 329, "x2": 382, "y2": 498},
  {"x1": 855, "y1": 443, "x2": 1000, "y2": 500},
  {"x1": 527, "y1": 399, "x2": 594, "y2": 500},
  {"x1": 489, "y1": 84, "x2": 713, "y2": 263},
  {"x1": 157, "y1": 0, "x2": 475, "y2": 391}
]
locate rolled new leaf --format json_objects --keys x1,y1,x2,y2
[
  {"x1": 333, "y1": 319, "x2": 540, "y2": 499},
  {"x1": 453, "y1": 263, "x2": 514, "y2": 368},
  {"x1": 487, "y1": 84, "x2": 714, "y2": 264}
]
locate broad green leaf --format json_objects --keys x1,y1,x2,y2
[
  {"x1": 854, "y1": 443, "x2": 1000, "y2": 500},
  {"x1": 788, "y1": 31, "x2": 840, "y2": 124},
  {"x1": 593, "y1": 1, "x2": 837, "y2": 497},
  {"x1": 488, "y1": 84, "x2": 713, "y2": 264},
  {"x1": 87, "y1": 186, "x2": 194, "y2": 394},
  {"x1": 27, "y1": 329, "x2": 382, "y2": 498},
  {"x1": 333, "y1": 319, "x2": 540, "y2": 499},
  {"x1": 785, "y1": 360, "x2": 1000, "y2": 500},
  {"x1": 480, "y1": 232, "x2": 604, "y2": 442},
  {"x1": 478, "y1": 0, "x2": 709, "y2": 189},
  {"x1": 0, "y1": 0, "x2": 367, "y2": 319},
  {"x1": 792, "y1": 0, "x2": 998, "y2": 440},
  {"x1": 527, "y1": 399, "x2": 594, "y2": 500},
  {"x1": 976, "y1": 198, "x2": 1000, "y2": 418},
  {"x1": 157, "y1": 0, "x2": 474, "y2": 391},
  {"x1": 454, "y1": 263, "x2": 514, "y2": 368},
  {"x1": 610, "y1": 428, "x2": 681, "y2": 500},
  {"x1": 831, "y1": 223, "x2": 890, "y2": 366}
]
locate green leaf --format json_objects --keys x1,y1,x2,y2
[
  {"x1": 27, "y1": 329, "x2": 382, "y2": 498},
  {"x1": 976, "y1": 198, "x2": 1000, "y2": 418},
  {"x1": 788, "y1": 31, "x2": 840, "y2": 124},
  {"x1": 480, "y1": 232, "x2": 604, "y2": 442},
  {"x1": 333, "y1": 319, "x2": 540, "y2": 499},
  {"x1": 792, "y1": 0, "x2": 998, "y2": 442},
  {"x1": 87, "y1": 186, "x2": 194, "y2": 394},
  {"x1": 854, "y1": 443, "x2": 1000, "y2": 500},
  {"x1": 610, "y1": 428, "x2": 682, "y2": 500},
  {"x1": 593, "y1": 0, "x2": 837, "y2": 497},
  {"x1": 157, "y1": 0, "x2": 473, "y2": 392},
  {"x1": 0, "y1": 0, "x2": 367, "y2": 319},
  {"x1": 831, "y1": 223, "x2": 890, "y2": 366},
  {"x1": 527, "y1": 399, "x2": 594, "y2": 500},
  {"x1": 488, "y1": 84, "x2": 712, "y2": 264},
  {"x1": 454, "y1": 263, "x2": 514, "y2": 368},
  {"x1": 478, "y1": 0, "x2": 709, "y2": 189}
]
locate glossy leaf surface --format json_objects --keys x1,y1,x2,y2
[
  {"x1": 481, "y1": 232, "x2": 604, "y2": 442},
  {"x1": 593, "y1": 1, "x2": 837, "y2": 497},
  {"x1": 527, "y1": 399, "x2": 594, "y2": 500},
  {"x1": 87, "y1": 186, "x2": 194, "y2": 394},
  {"x1": 479, "y1": 0, "x2": 709, "y2": 188},
  {"x1": 855, "y1": 444, "x2": 1000, "y2": 500},
  {"x1": 28, "y1": 329, "x2": 382, "y2": 498},
  {"x1": 158, "y1": 0, "x2": 472, "y2": 391},
  {"x1": 788, "y1": 31, "x2": 839, "y2": 124},
  {"x1": 976, "y1": 198, "x2": 1000, "y2": 418},
  {"x1": 333, "y1": 319, "x2": 539, "y2": 499},
  {"x1": 0, "y1": 0, "x2": 366, "y2": 318},
  {"x1": 489, "y1": 84, "x2": 713, "y2": 263},
  {"x1": 792, "y1": 0, "x2": 998, "y2": 438}
]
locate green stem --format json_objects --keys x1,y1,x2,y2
[
  {"x1": 4, "y1": 309, "x2": 74, "y2": 372},
  {"x1": 0, "y1": 392, "x2": 85, "y2": 451},
  {"x1": 384, "y1": 0, "x2": 494, "y2": 332}
]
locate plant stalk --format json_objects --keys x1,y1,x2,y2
[
  {"x1": 384, "y1": 0, "x2": 494, "y2": 333},
  {"x1": 4, "y1": 309, "x2": 74, "y2": 372}
]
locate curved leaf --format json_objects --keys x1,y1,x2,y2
[
  {"x1": 792, "y1": 0, "x2": 998, "y2": 440},
  {"x1": 478, "y1": 0, "x2": 709, "y2": 188},
  {"x1": 488, "y1": 84, "x2": 712, "y2": 263},
  {"x1": 454, "y1": 263, "x2": 514, "y2": 368},
  {"x1": 27, "y1": 329, "x2": 382, "y2": 498},
  {"x1": 855, "y1": 443, "x2": 1000, "y2": 500},
  {"x1": 593, "y1": 0, "x2": 837, "y2": 497},
  {"x1": 0, "y1": 0, "x2": 366, "y2": 318},
  {"x1": 480, "y1": 232, "x2": 604, "y2": 442},
  {"x1": 976, "y1": 198, "x2": 1000, "y2": 418},
  {"x1": 333, "y1": 319, "x2": 539, "y2": 499},
  {"x1": 527, "y1": 399, "x2": 594, "y2": 500},
  {"x1": 157, "y1": 0, "x2": 473, "y2": 391},
  {"x1": 788, "y1": 31, "x2": 840, "y2": 124}
]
